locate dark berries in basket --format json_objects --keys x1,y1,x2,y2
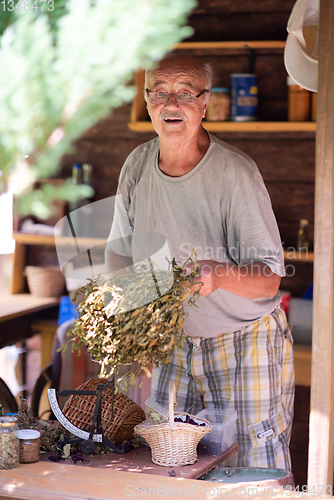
[{"x1": 174, "y1": 414, "x2": 206, "y2": 426}]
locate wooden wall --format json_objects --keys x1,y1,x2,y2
[{"x1": 58, "y1": 0, "x2": 315, "y2": 298}]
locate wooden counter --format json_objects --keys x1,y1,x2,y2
[
  {"x1": 0, "y1": 458, "x2": 320, "y2": 500},
  {"x1": 0, "y1": 294, "x2": 59, "y2": 324},
  {"x1": 0, "y1": 460, "x2": 235, "y2": 500}
]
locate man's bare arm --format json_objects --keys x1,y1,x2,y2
[
  {"x1": 188, "y1": 260, "x2": 281, "y2": 299},
  {"x1": 104, "y1": 246, "x2": 133, "y2": 273}
]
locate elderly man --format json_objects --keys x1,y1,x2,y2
[{"x1": 106, "y1": 54, "x2": 294, "y2": 469}]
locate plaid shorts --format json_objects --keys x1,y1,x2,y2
[{"x1": 151, "y1": 306, "x2": 295, "y2": 470}]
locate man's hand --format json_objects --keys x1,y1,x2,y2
[
  {"x1": 185, "y1": 260, "x2": 281, "y2": 299},
  {"x1": 104, "y1": 246, "x2": 133, "y2": 274}
]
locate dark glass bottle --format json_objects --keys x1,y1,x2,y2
[{"x1": 297, "y1": 219, "x2": 309, "y2": 251}]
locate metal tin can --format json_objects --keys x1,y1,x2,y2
[
  {"x1": 206, "y1": 87, "x2": 230, "y2": 121},
  {"x1": 230, "y1": 74, "x2": 258, "y2": 121},
  {"x1": 0, "y1": 416, "x2": 19, "y2": 469}
]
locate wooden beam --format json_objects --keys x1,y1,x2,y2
[{"x1": 308, "y1": 0, "x2": 334, "y2": 488}]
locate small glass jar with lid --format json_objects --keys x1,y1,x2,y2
[
  {"x1": 0, "y1": 416, "x2": 19, "y2": 469},
  {"x1": 16, "y1": 429, "x2": 41, "y2": 464},
  {"x1": 206, "y1": 87, "x2": 230, "y2": 121}
]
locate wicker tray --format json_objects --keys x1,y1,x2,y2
[
  {"x1": 134, "y1": 383, "x2": 212, "y2": 467},
  {"x1": 25, "y1": 265, "x2": 65, "y2": 297},
  {"x1": 58, "y1": 378, "x2": 146, "y2": 443}
]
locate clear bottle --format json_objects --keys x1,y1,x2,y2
[
  {"x1": 72, "y1": 162, "x2": 83, "y2": 185},
  {"x1": 82, "y1": 163, "x2": 93, "y2": 186},
  {"x1": 297, "y1": 219, "x2": 309, "y2": 251},
  {"x1": 0, "y1": 416, "x2": 19, "y2": 470}
]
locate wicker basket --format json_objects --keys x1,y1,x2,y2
[
  {"x1": 134, "y1": 383, "x2": 212, "y2": 467},
  {"x1": 25, "y1": 266, "x2": 65, "y2": 297},
  {"x1": 58, "y1": 378, "x2": 146, "y2": 443}
]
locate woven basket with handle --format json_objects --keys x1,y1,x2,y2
[
  {"x1": 57, "y1": 378, "x2": 146, "y2": 443},
  {"x1": 134, "y1": 382, "x2": 212, "y2": 467}
]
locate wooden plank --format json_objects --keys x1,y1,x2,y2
[
  {"x1": 293, "y1": 344, "x2": 312, "y2": 387},
  {"x1": 30, "y1": 320, "x2": 58, "y2": 369},
  {"x1": 0, "y1": 459, "x2": 321, "y2": 500},
  {"x1": 190, "y1": 0, "x2": 296, "y2": 15},
  {"x1": 12, "y1": 232, "x2": 105, "y2": 248},
  {"x1": 174, "y1": 41, "x2": 286, "y2": 50},
  {"x1": 13, "y1": 232, "x2": 55, "y2": 245},
  {"x1": 10, "y1": 241, "x2": 26, "y2": 294},
  {"x1": 308, "y1": 0, "x2": 334, "y2": 489},
  {"x1": 0, "y1": 295, "x2": 59, "y2": 323},
  {"x1": 187, "y1": 14, "x2": 292, "y2": 42},
  {"x1": 128, "y1": 121, "x2": 317, "y2": 133},
  {"x1": 130, "y1": 69, "x2": 147, "y2": 123},
  {"x1": 38, "y1": 443, "x2": 239, "y2": 480},
  {"x1": 267, "y1": 182, "x2": 315, "y2": 224},
  {"x1": 284, "y1": 250, "x2": 314, "y2": 263}
]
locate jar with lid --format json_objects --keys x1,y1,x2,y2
[
  {"x1": 287, "y1": 76, "x2": 310, "y2": 121},
  {"x1": 16, "y1": 429, "x2": 41, "y2": 464},
  {"x1": 206, "y1": 87, "x2": 230, "y2": 121},
  {"x1": 0, "y1": 416, "x2": 19, "y2": 469}
]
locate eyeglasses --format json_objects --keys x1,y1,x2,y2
[{"x1": 145, "y1": 88, "x2": 208, "y2": 105}]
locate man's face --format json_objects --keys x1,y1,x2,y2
[{"x1": 146, "y1": 60, "x2": 209, "y2": 144}]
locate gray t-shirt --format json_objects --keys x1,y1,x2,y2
[{"x1": 107, "y1": 133, "x2": 285, "y2": 337}]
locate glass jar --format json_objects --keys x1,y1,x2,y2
[
  {"x1": 287, "y1": 76, "x2": 310, "y2": 121},
  {"x1": 0, "y1": 416, "x2": 19, "y2": 469},
  {"x1": 206, "y1": 87, "x2": 230, "y2": 121},
  {"x1": 16, "y1": 429, "x2": 41, "y2": 464}
]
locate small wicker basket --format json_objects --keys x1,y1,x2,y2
[
  {"x1": 134, "y1": 383, "x2": 212, "y2": 467},
  {"x1": 58, "y1": 378, "x2": 146, "y2": 443},
  {"x1": 25, "y1": 265, "x2": 65, "y2": 297}
]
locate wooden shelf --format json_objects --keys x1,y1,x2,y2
[
  {"x1": 13, "y1": 233, "x2": 314, "y2": 262},
  {"x1": 173, "y1": 40, "x2": 286, "y2": 50},
  {"x1": 293, "y1": 343, "x2": 312, "y2": 387},
  {"x1": 13, "y1": 232, "x2": 55, "y2": 245},
  {"x1": 13, "y1": 232, "x2": 105, "y2": 247},
  {"x1": 284, "y1": 249, "x2": 314, "y2": 262},
  {"x1": 128, "y1": 40, "x2": 316, "y2": 133},
  {"x1": 11, "y1": 232, "x2": 106, "y2": 295},
  {"x1": 128, "y1": 121, "x2": 317, "y2": 133}
]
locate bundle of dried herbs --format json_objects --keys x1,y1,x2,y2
[
  {"x1": 17, "y1": 396, "x2": 35, "y2": 430},
  {"x1": 65, "y1": 256, "x2": 202, "y2": 390}
]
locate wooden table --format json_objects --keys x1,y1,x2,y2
[
  {"x1": 0, "y1": 294, "x2": 59, "y2": 350},
  {"x1": 0, "y1": 450, "x2": 313, "y2": 500},
  {"x1": 38, "y1": 443, "x2": 239, "y2": 480},
  {"x1": 0, "y1": 444, "x2": 242, "y2": 500},
  {"x1": 0, "y1": 460, "x2": 225, "y2": 500}
]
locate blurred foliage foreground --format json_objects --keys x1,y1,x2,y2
[{"x1": 0, "y1": 0, "x2": 195, "y2": 219}]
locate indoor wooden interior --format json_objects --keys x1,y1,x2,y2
[{"x1": 1, "y1": 0, "x2": 333, "y2": 494}]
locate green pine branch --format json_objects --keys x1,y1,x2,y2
[{"x1": 0, "y1": 0, "x2": 195, "y2": 218}]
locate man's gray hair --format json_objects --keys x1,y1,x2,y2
[
  {"x1": 202, "y1": 63, "x2": 214, "y2": 90},
  {"x1": 144, "y1": 55, "x2": 214, "y2": 102}
]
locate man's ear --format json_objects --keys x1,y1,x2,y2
[{"x1": 202, "y1": 93, "x2": 210, "y2": 118}]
